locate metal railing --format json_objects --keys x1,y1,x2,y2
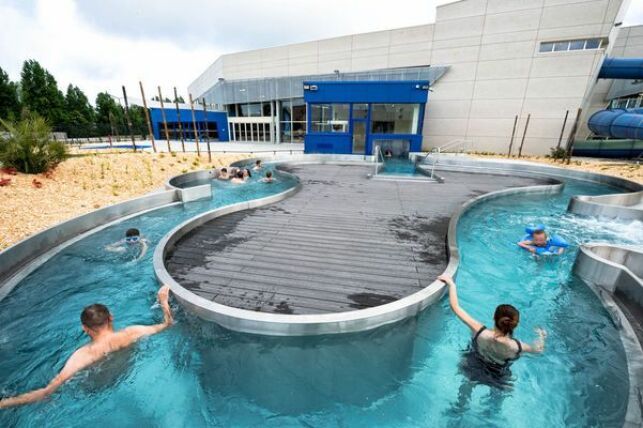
[
  {"x1": 418, "y1": 139, "x2": 472, "y2": 179},
  {"x1": 373, "y1": 145, "x2": 385, "y2": 176}
]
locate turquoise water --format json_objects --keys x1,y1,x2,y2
[
  {"x1": 0, "y1": 168, "x2": 641, "y2": 427},
  {"x1": 379, "y1": 158, "x2": 426, "y2": 176}
]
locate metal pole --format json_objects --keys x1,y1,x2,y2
[
  {"x1": 201, "y1": 99, "x2": 212, "y2": 162},
  {"x1": 139, "y1": 81, "x2": 156, "y2": 152},
  {"x1": 157, "y1": 87, "x2": 171, "y2": 153},
  {"x1": 121, "y1": 85, "x2": 137, "y2": 152},
  {"x1": 507, "y1": 115, "x2": 518, "y2": 158},
  {"x1": 565, "y1": 108, "x2": 582, "y2": 165},
  {"x1": 108, "y1": 111, "x2": 116, "y2": 148},
  {"x1": 556, "y1": 110, "x2": 569, "y2": 150},
  {"x1": 173, "y1": 87, "x2": 185, "y2": 152},
  {"x1": 517, "y1": 114, "x2": 531, "y2": 158},
  {"x1": 188, "y1": 93, "x2": 201, "y2": 156}
]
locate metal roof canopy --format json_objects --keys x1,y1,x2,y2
[{"x1": 200, "y1": 65, "x2": 448, "y2": 105}]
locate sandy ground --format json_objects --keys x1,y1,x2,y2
[
  {"x1": 0, "y1": 150, "x2": 249, "y2": 250},
  {"x1": 1, "y1": 150, "x2": 640, "y2": 251},
  {"x1": 470, "y1": 153, "x2": 642, "y2": 184}
]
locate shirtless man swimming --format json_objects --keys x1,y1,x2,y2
[{"x1": 0, "y1": 285, "x2": 173, "y2": 408}]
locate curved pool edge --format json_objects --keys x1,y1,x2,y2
[
  {"x1": 568, "y1": 190, "x2": 643, "y2": 222},
  {"x1": 153, "y1": 158, "x2": 567, "y2": 336},
  {"x1": 0, "y1": 189, "x2": 180, "y2": 299},
  {"x1": 574, "y1": 244, "x2": 643, "y2": 427}
]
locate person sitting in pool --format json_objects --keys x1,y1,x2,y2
[
  {"x1": 0, "y1": 286, "x2": 174, "y2": 409},
  {"x1": 105, "y1": 228, "x2": 148, "y2": 261},
  {"x1": 384, "y1": 149, "x2": 393, "y2": 158},
  {"x1": 518, "y1": 229, "x2": 565, "y2": 255},
  {"x1": 230, "y1": 170, "x2": 245, "y2": 184},
  {"x1": 252, "y1": 160, "x2": 263, "y2": 171},
  {"x1": 438, "y1": 274, "x2": 546, "y2": 374},
  {"x1": 217, "y1": 167, "x2": 230, "y2": 180},
  {"x1": 261, "y1": 170, "x2": 274, "y2": 183},
  {"x1": 242, "y1": 168, "x2": 252, "y2": 181}
]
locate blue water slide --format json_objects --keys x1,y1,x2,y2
[{"x1": 588, "y1": 58, "x2": 643, "y2": 139}]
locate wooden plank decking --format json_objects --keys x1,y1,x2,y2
[{"x1": 165, "y1": 164, "x2": 546, "y2": 315}]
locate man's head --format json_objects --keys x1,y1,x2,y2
[
  {"x1": 255, "y1": 160, "x2": 262, "y2": 166},
  {"x1": 80, "y1": 304, "x2": 113, "y2": 336},
  {"x1": 221, "y1": 167, "x2": 227, "y2": 174},
  {"x1": 532, "y1": 230, "x2": 548, "y2": 246},
  {"x1": 125, "y1": 228, "x2": 140, "y2": 244},
  {"x1": 265, "y1": 171, "x2": 273, "y2": 179}
]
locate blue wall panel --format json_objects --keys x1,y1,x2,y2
[{"x1": 149, "y1": 107, "x2": 229, "y2": 142}]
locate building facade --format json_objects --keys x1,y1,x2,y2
[{"x1": 189, "y1": 0, "x2": 642, "y2": 155}]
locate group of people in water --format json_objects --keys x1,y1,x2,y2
[
  {"x1": 215, "y1": 159, "x2": 274, "y2": 184},
  {"x1": 0, "y1": 171, "x2": 567, "y2": 409}
]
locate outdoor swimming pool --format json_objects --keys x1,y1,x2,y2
[{"x1": 0, "y1": 166, "x2": 640, "y2": 427}]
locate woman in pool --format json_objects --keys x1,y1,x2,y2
[
  {"x1": 438, "y1": 274, "x2": 547, "y2": 415},
  {"x1": 438, "y1": 274, "x2": 547, "y2": 376},
  {"x1": 242, "y1": 168, "x2": 252, "y2": 181}
]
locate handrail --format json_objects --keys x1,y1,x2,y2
[{"x1": 374, "y1": 145, "x2": 385, "y2": 176}]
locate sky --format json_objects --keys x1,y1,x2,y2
[{"x1": 0, "y1": 0, "x2": 642, "y2": 104}]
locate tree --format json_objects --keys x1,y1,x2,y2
[
  {"x1": 63, "y1": 85, "x2": 95, "y2": 138},
  {"x1": 173, "y1": 95, "x2": 185, "y2": 104},
  {"x1": 0, "y1": 67, "x2": 21, "y2": 120},
  {"x1": 20, "y1": 60, "x2": 65, "y2": 129},
  {"x1": 95, "y1": 92, "x2": 126, "y2": 136},
  {"x1": 152, "y1": 96, "x2": 171, "y2": 103}
]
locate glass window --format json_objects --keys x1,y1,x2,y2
[
  {"x1": 280, "y1": 100, "x2": 292, "y2": 122},
  {"x1": 569, "y1": 40, "x2": 585, "y2": 50},
  {"x1": 227, "y1": 105, "x2": 237, "y2": 117},
  {"x1": 310, "y1": 104, "x2": 349, "y2": 133},
  {"x1": 553, "y1": 41, "x2": 569, "y2": 51},
  {"x1": 370, "y1": 104, "x2": 420, "y2": 134},
  {"x1": 585, "y1": 38, "x2": 601, "y2": 49},
  {"x1": 539, "y1": 42, "x2": 554, "y2": 53},
  {"x1": 262, "y1": 102, "x2": 271, "y2": 117},
  {"x1": 353, "y1": 103, "x2": 368, "y2": 119},
  {"x1": 247, "y1": 103, "x2": 261, "y2": 117}
]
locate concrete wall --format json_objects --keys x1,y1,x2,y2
[{"x1": 189, "y1": 0, "x2": 637, "y2": 155}]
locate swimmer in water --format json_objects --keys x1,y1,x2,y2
[
  {"x1": 261, "y1": 171, "x2": 274, "y2": 183},
  {"x1": 230, "y1": 170, "x2": 245, "y2": 184},
  {"x1": 252, "y1": 159, "x2": 263, "y2": 171},
  {"x1": 518, "y1": 229, "x2": 565, "y2": 255},
  {"x1": 242, "y1": 168, "x2": 252, "y2": 181},
  {"x1": 105, "y1": 228, "x2": 148, "y2": 261},
  {"x1": 0, "y1": 286, "x2": 174, "y2": 408},
  {"x1": 217, "y1": 167, "x2": 230, "y2": 180}
]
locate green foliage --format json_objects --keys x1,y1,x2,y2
[
  {"x1": 95, "y1": 92, "x2": 126, "y2": 136},
  {"x1": 547, "y1": 147, "x2": 567, "y2": 160},
  {"x1": 20, "y1": 60, "x2": 66, "y2": 128},
  {"x1": 0, "y1": 114, "x2": 67, "y2": 174},
  {"x1": 64, "y1": 85, "x2": 96, "y2": 138},
  {"x1": 0, "y1": 67, "x2": 21, "y2": 120}
]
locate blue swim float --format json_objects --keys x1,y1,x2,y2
[{"x1": 519, "y1": 224, "x2": 569, "y2": 255}]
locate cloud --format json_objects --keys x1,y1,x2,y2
[{"x1": 0, "y1": 0, "x2": 642, "y2": 106}]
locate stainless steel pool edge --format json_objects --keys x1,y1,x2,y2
[
  {"x1": 422, "y1": 155, "x2": 642, "y2": 192},
  {"x1": 0, "y1": 189, "x2": 180, "y2": 299},
  {"x1": 568, "y1": 191, "x2": 643, "y2": 222},
  {"x1": 574, "y1": 244, "x2": 643, "y2": 428},
  {"x1": 154, "y1": 158, "x2": 563, "y2": 337}
]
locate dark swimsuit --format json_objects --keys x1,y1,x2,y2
[{"x1": 460, "y1": 326, "x2": 522, "y2": 387}]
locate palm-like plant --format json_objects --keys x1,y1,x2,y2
[{"x1": 0, "y1": 114, "x2": 67, "y2": 174}]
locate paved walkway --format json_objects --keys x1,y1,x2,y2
[{"x1": 165, "y1": 164, "x2": 547, "y2": 315}]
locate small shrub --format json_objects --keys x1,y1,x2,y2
[
  {"x1": 0, "y1": 115, "x2": 67, "y2": 174},
  {"x1": 547, "y1": 147, "x2": 567, "y2": 160}
]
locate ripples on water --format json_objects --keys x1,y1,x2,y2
[{"x1": 0, "y1": 173, "x2": 638, "y2": 427}]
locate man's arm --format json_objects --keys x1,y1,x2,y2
[
  {"x1": 122, "y1": 285, "x2": 173, "y2": 340},
  {"x1": 135, "y1": 240, "x2": 149, "y2": 261},
  {"x1": 0, "y1": 349, "x2": 94, "y2": 408}
]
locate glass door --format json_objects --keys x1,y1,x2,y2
[{"x1": 352, "y1": 121, "x2": 366, "y2": 154}]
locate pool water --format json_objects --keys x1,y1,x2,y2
[
  {"x1": 379, "y1": 157, "x2": 428, "y2": 177},
  {"x1": 0, "y1": 170, "x2": 640, "y2": 427}
]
